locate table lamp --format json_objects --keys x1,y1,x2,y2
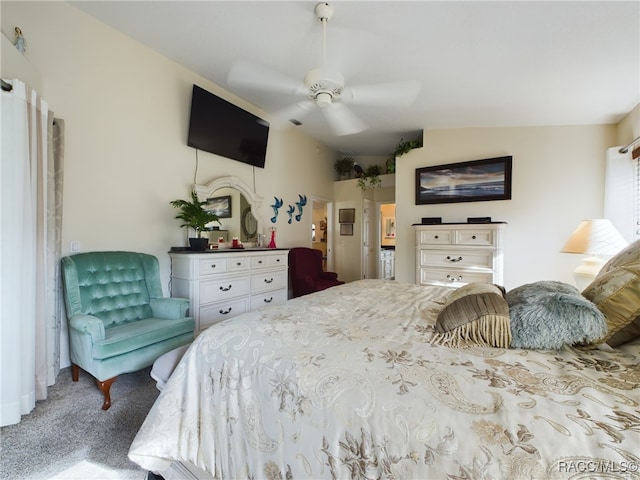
[{"x1": 561, "y1": 219, "x2": 628, "y2": 290}]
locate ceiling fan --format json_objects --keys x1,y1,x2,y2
[{"x1": 228, "y1": 2, "x2": 421, "y2": 136}]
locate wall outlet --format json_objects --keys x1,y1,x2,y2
[{"x1": 70, "y1": 241, "x2": 81, "y2": 252}]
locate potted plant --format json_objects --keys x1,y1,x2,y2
[
  {"x1": 170, "y1": 190, "x2": 220, "y2": 251},
  {"x1": 334, "y1": 156, "x2": 355, "y2": 180},
  {"x1": 357, "y1": 164, "x2": 383, "y2": 191},
  {"x1": 385, "y1": 138, "x2": 422, "y2": 173}
]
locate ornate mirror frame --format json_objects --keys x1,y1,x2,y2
[{"x1": 193, "y1": 176, "x2": 264, "y2": 237}]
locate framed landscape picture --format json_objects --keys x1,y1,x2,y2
[{"x1": 415, "y1": 156, "x2": 512, "y2": 204}]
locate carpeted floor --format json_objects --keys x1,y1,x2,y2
[{"x1": 1, "y1": 366, "x2": 160, "y2": 480}]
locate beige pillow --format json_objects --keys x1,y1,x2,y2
[
  {"x1": 432, "y1": 283, "x2": 510, "y2": 348},
  {"x1": 599, "y1": 239, "x2": 640, "y2": 274},
  {"x1": 582, "y1": 239, "x2": 640, "y2": 347}
]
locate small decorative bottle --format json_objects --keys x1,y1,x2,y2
[{"x1": 268, "y1": 227, "x2": 277, "y2": 249}]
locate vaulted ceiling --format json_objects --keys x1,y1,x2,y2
[{"x1": 70, "y1": 1, "x2": 639, "y2": 156}]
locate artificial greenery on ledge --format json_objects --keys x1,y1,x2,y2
[
  {"x1": 334, "y1": 156, "x2": 355, "y2": 179},
  {"x1": 333, "y1": 137, "x2": 422, "y2": 190},
  {"x1": 385, "y1": 138, "x2": 422, "y2": 174},
  {"x1": 357, "y1": 164, "x2": 384, "y2": 191}
]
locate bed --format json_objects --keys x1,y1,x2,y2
[{"x1": 129, "y1": 241, "x2": 640, "y2": 480}]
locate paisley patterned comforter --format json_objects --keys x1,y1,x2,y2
[{"x1": 129, "y1": 280, "x2": 640, "y2": 479}]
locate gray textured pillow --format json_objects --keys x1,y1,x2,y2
[
  {"x1": 506, "y1": 281, "x2": 606, "y2": 350},
  {"x1": 432, "y1": 283, "x2": 511, "y2": 348}
]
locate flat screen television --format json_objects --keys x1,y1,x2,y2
[{"x1": 187, "y1": 84, "x2": 270, "y2": 168}]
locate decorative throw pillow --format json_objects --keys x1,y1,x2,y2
[
  {"x1": 432, "y1": 283, "x2": 511, "y2": 348},
  {"x1": 598, "y1": 239, "x2": 640, "y2": 275},
  {"x1": 582, "y1": 240, "x2": 640, "y2": 347},
  {"x1": 506, "y1": 281, "x2": 607, "y2": 350}
]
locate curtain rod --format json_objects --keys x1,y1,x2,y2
[{"x1": 618, "y1": 135, "x2": 640, "y2": 154}]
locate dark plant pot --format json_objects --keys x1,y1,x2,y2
[{"x1": 189, "y1": 237, "x2": 209, "y2": 251}]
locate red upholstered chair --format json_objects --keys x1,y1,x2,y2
[{"x1": 288, "y1": 247, "x2": 345, "y2": 298}]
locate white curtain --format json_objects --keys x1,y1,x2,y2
[
  {"x1": 604, "y1": 147, "x2": 635, "y2": 243},
  {"x1": 1, "y1": 79, "x2": 64, "y2": 426}
]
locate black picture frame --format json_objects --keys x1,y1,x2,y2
[
  {"x1": 339, "y1": 208, "x2": 355, "y2": 223},
  {"x1": 206, "y1": 195, "x2": 232, "y2": 218},
  {"x1": 415, "y1": 156, "x2": 512, "y2": 205},
  {"x1": 340, "y1": 223, "x2": 354, "y2": 236}
]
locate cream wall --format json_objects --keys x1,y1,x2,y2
[
  {"x1": 617, "y1": 104, "x2": 640, "y2": 145},
  {"x1": 1, "y1": 1, "x2": 336, "y2": 367},
  {"x1": 1, "y1": 1, "x2": 336, "y2": 286},
  {"x1": 395, "y1": 125, "x2": 617, "y2": 289}
]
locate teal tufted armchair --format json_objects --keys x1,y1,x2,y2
[{"x1": 61, "y1": 251, "x2": 194, "y2": 410}]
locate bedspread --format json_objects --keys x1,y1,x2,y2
[{"x1": 129, "y1": 280, "x2": 640, "y2": 479}]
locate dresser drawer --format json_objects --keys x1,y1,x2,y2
[
  {"x1": 417, "y1": 229, "x2": 453, "y2": 245},
  {"x1": 251, "y1": 254, "x2": 288, "y2": 269},
  {"x1": 418, "y1": 249, "x2": 494, "y2": 269},
  {"x1": 418, "y1": 268, "x2": 494, "y2": 286},
  {"x1": 250, "y1": 289, "x2": 288, "y2": 310},
  {"x1": 200, "y1": 276, "x2": 251, "y2": 303},
  {"x1": 251, "y1": 269, "x2": 288, "y2": 293},
  {"x1": 228, "y1": 256, "x2": 250, "y2": 272},
  {"x1": 456, "y1": 229, "x2": 495, "y2": 246},
  {"x1": 199, "y1": 298, "x2": 249, "y2": 329},
  {"x1": 198, "y1": 258, "x2": 228, "y2": 276}
]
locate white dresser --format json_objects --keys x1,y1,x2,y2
[
  {"x1": 170, "y1": 249, "x2": 289, "y2": 332},
  {"x1": 414, "y1": 223, "x2": 505, "y2": 288}
]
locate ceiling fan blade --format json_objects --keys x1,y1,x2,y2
[
  {"x1": 321, "y1": 103, "x2": 368, "y2": 136},
  {"x1": 228, "y1": 60, "x2": 306, "y2": 96},
  {"x1": 269, "y1": 100, "x2": 317, "y2": 129},
  {"x1": 342, "y1": 80, "x2": 421, "y2": 107}
]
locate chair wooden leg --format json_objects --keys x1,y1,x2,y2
[
  {"x1": 96, "y1": 377, "x2": 116, "y2": 410},
  {"x1": 71, "y1": 364, "x2": 79, "y2": 382}
]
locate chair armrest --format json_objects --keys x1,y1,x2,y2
[
  {"x1": 319, "y1": 271, "x2": 339, "y2": 281},
  {"x1": 69, "y1": 314, "x2": 105, "y2": 342},
  {"x1": 150, "y1": 297, "x2": 190, "y2": 319}
]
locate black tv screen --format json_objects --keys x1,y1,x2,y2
[{"x1": 187, "y1": 84, "x2": 269, "y2": 168}]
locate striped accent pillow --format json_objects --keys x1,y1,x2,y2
[{"x1": 432, "y1": 283, "x2": 511, "y2": 348}]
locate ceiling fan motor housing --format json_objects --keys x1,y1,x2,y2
[{"x1": 304, "y1": 68, "x2": 344, "y2": 107}]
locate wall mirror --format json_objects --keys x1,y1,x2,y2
[{"x1": 194, "y1": 176, "x2": 264, "y2": 245}]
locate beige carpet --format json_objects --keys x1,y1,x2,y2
[{"x1": 0, "y1": 366, "x2": 159, "y2": 480}]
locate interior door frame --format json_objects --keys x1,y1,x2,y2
[
  {"x1": 362, "y1": 198, "x2": 377, "y2": 279},
  {"x1": 309, "y1": 195, "x2": 334, "y2": 272}
]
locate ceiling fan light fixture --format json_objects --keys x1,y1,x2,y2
[{"x1": 315, "y1": 92, "x2": 333, "y2": 108}]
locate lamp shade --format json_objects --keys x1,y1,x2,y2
[{"x1": 561, "y1": 219, "x2": 628, "y2": 255}]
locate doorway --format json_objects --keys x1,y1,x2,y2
[
  {"x1": 378, "y1": 202, "x2": 396, "y2": 280},
  {"x1": 310, "y1": 197, "x2": 333, "y2": 271}
]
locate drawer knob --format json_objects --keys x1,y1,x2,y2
[
  {"x1": 219, "y1": 307, "x2": 232, "y2": 315},
  {"x1": 276, "y1": 259, "x2": 280, "y2": 262},
  {"x1": 446, "y1": 256, "x2": 463, "y2": 263},
  {"x1": 210, "y1": 264, "x2": 216, "y2": 268},
  {"x1": 472, "y1": 235, "x2": 477, "y2": 239},
  {"x1": 219, "y1": 285, "x2": 232, "y2": 292},
  {"x1": 446, "y1": 274, "x2": 463, "y2": 282},
  {"x1": 236, "y1": 262, "x2": 242, "y2": 266},
  {"x1": 434, "y1": 235, "x2": 439, "y2": 239},
  {"x1": 258, "y1": 260, "x2": 263, "y2": 264},
  {"x1": 263, "y1": 297, "x2": 273, "y2": 303},
  {"x1": 264, "y1": 278, "x2": 274, "y2": 284}
]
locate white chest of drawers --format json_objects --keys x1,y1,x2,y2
[
  {"x1": 170, "y1": 249, "x2": 289, "y2": 332},
  {"x1": 414, "y1": 223, "x2": 505, "y2": 288}
]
